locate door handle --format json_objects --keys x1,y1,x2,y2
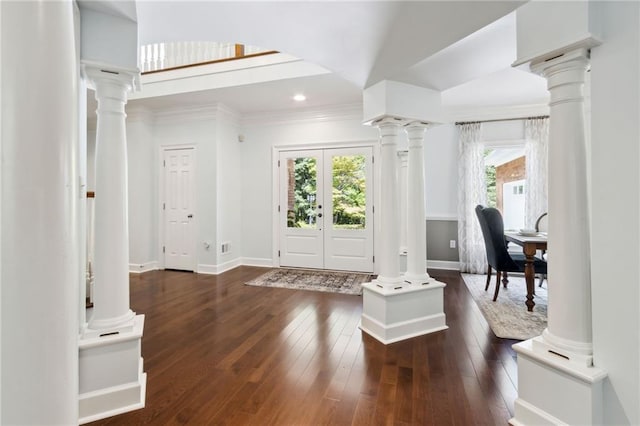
[
  {"x1": 187, "y1": 214, "x2": 193, "y2": 218},
  {"x1": 317, "y1": 213, "x2": 323, "y2": 218}
]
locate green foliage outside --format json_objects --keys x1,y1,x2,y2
[
  {"x1": 332, "y1": 155, "x2": 366, "y2": 229},
  {"x1": 289, "y1": 155, "x2": 366, "y2": 229},
  {"x1": 484, "y1": 149, "x2": 497, "y2": 208},
  {"x1": 290, "y1": 157, "x2": 317, "y2": 228}
]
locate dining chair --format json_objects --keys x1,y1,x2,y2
[
  {"x1": 475, "y1": 205, "x2": 548, "y2": 302},
  {"x1": 535, "y1": 212, "x2": 548, "y2": 287}
]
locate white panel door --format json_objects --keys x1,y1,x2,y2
[
  {"x1": 279, "y1": 150, "x2": 324, "y2": 269},
  {"x1": 163, "y1": 148, "x2": 196, "y2": 271},
  {"x1": 278, "y1": 147, "x2": 374, "y2": 272},
  {"x1": 323, "y1": 147, "x2": 373, "y2": 272}
]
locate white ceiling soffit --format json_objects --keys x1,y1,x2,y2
[
  {"x1": 135, "y1": 1, "x2": 523, "y2": 89},
  {"x1": 442, "y1": 67, "x2": 548, "y2": 109},
  {"x1": 391, "y1": 12, "x2": 517, "y2": 91},
  {"x1": 77, "y1": 0, "x2": 137, "y2": 22},
  {"x1": 127, "y1": 73, "x2": 363, "y2": 114}
]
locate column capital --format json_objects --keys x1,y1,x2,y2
[
  {"x1": 82, "y1": 60, "x2": 139, "y2": 94},
  {"x1": 531, "y1": 48, "x2": 590, "y2": 106}
]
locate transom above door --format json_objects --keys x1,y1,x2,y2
[{"x1": 278, "y1": 146, "x2": 373, "y2": 273}]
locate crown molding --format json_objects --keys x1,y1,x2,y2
[
  {"x1": 242, "y1": 103, "x2": 363, "y2": 127},
  {"x1": 444, "y1": 103, "x2": 549, "y2": 123}
]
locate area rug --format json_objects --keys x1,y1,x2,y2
[
  {"x1": 245, "y1": 268, "x2": 371, "y2": 295},
  {"x1": 461, "y1": 273, "x2": 547, "y2": 340}
]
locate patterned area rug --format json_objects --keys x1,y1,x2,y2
[
  {"x1": 245, "y1": 268, "x2": 371, "y2": 295},
  {"x1": 461, "y1": 273, "x2": 547, "y2": 340}
]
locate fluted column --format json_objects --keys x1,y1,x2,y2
[
  {"x1": 397, "y1": 150, "x2": 408, "y2": 255},
  {"x1": 532, "y1": 48, "x2": 593, "y2": 363},
  {"x1": 84, "y1": 65, "x2": 136, "y2": 331},
  {"x1": 404, "y1": 123, "x2": 431, "y2": 285},
  {"x1": 374, "y1": 118, "x2": 403, "y2": 288}
]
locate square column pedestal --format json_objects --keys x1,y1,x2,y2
[
  {"x1": 79, "y1": 315, "x2": 147, "y2": 424},
  {"x1": 510, "y1": 337, "x2": 607, "y2": 425},
  {"x1": 360, "y1": 280, "x2": 447, "y2": 344}
]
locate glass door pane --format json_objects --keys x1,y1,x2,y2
[
  {"x1": 331, "y1": 155, "x2": 366, "y2": 230},
  {"x1": 286, "y1": 157, "x2": 318, "y2": 228}
]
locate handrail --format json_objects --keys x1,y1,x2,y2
[
  {"x1": 142, "y1": 50, "x2": 278, "y2": 75},
  {"x1": 140, "y1": 41, "x2": 276, "y2": 74}
]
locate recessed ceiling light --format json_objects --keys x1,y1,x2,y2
[{"x1": 293, "y1": 94, "x2": 306, "y2": 102}]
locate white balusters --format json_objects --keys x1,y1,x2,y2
[{"x1": 139, "y1": 41, "x2": 270, "y2": 72}]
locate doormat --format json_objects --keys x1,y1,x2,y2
[{"x1": 245, "y1": 268, "x2": 372, "y2": 295}]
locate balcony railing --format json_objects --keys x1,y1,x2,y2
[{"x1": 140, "y1": 42, "x2": 275, "y2": 74}]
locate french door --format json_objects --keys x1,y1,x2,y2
[{"x1": 279, "y1": 147, "x2": 373, "y2": 272}]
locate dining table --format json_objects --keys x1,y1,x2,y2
[{"x1": 504, "y1": 231, "x2": 548, "y2": 312}]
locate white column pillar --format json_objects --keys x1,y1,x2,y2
[
  {"x1": 373, "y1": 118, "x2": 403, "y2": 288},
  {"x1": 403, "y1": 123, "x2": 431, "y2": 285},
  {"x1": 84, "y1": 65, "x2": 136, "y2": 331},
  {"x1": 2, "y1": 1, "x2": 79, "y2": 423},
  {"x1": 397, "y1": 150, "x2": 408, "y2": 256},
  {"x1": 531, "y1": 48, "x2": 593, "y2": 364}
]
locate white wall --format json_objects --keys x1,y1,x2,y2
[
  {"x1": 590, "y1": 2, "x2": 640, "y2": 424},
  {"x1": 215, "y1": 106, "x2": 243, "y2": 270},
  {"x1": 424, "y1": 124, "x2": 458, "y2": 218},
  {"x1": 127, "y1": 111, "x2": 156, "y2": 268}
]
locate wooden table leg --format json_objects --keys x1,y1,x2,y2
[{"x1": 523, "y1": 245, "x2": 536, "y2": 311}]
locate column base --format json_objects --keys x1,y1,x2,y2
[
  {"x1": 360, "y1": 280, "x2": 447, "y2": 344},
  {"x1": 402, "y1": 272, "x2": 432, "y2": 286},
  {"x1": 79, "y1": 314, "x2": 146, "y2": 424},
  {"x1": 509, "y1": 337, "x2": 607, "y2": 426}
]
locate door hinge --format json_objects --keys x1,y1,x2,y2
[
  {"x1": 163, "y1": 246, "x2": 165, "y2": 253},
  {"x1": 372, "y1": 155, "x2": 374, "y2": 164},
  {"x1": 278, "y1": 160, "x2": 280, "y2": 167},
  {"x1": 373, "y1": 256, "x2": 375, "y2": 263},
  {"x1": 372, "y1": 205, "x2": 375, "y2": 214},
  {"x1": 163, "y1": 160, "x2": 166, "y2": 167},
  {"x1": 163, "y1": 202, "x2": 165, "y2": 210},
  {"x1": 278, "y1": 205, "x2": 280, "y2": 212},
  {"x1": 278, "y1": 250, "x2": 281, "y2": 257}
]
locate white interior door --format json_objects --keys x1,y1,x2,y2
[
  {"x1": 279, "y1": 150, "x2": 324, "y2": 269},
  {"x1": 278, "y1": 147, "x2": 373, "y2": 272},
  {"x1": 163, "y1": 147, "x2": 196, "y2": 271}
]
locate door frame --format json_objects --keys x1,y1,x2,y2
[
  {"x1": 272, "y1": 140, "x2": 378, "y2": 272},
  {"x1": 159, "y1": 144, "x2": 197, "y2": 271}
]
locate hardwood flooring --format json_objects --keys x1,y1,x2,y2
[{"x1": 89, "y1": 267, "x2": 519, "y2": 425}]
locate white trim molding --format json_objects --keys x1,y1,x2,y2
[
  {"x1": 196, "y1": 257, "x2": 242, "y2": 275},
  {"x1": 129, "y1": 262, "x2": 159, "y2": 274},
  {"x1": 240, "y1": 257, "x2": 273, "y2": 268},
  {"x1": 427, "y1": 260, "x2": 460, "y2": 271}
]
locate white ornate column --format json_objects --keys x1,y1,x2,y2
[
  {"x1": 84, "y1": 65, "x2": 136, "y2": 332},
  {"x1": 373, "y1": 118, "x2": 404, "y2": 288},
  {"x1": 403, "y1": 123, "x2": 431, "y2": 285},
  {"x1": 511, "y1": 47, "x2": 606, "y2": 426},
  {"x1": 531, "y1": 48, "x2": 593, "y2": 362},
  {"x1": 79, "y1": 63, "x2": 146, "y2": 424},
  {"x1": 397, "y1": 150, "x2": 408, "y2": 256},
  {"x1": 360, "y1": 116, "x2": 446, "y2": 345}
]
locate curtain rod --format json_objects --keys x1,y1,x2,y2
[{"x1": 455, "y1": 115, "x2": 549, "y2": 125}]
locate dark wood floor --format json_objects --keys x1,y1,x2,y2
[{"x1": 89, "y1": 267, "x2": 519, "y2": 425}]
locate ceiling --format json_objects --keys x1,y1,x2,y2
[{"x1": 89, "y1": 2, "x2": 549, "y2": 118}]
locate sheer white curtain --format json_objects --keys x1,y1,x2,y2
[
  {"x1": 457, "y1": 123, "x2": 487, "y2": 273},
  {"x1": 524, "y1": 117, "x2": 549, "y2": 228}
]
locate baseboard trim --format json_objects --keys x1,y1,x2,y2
[
  {"x1": 240, "y1": 257, "x2": 273, "y2": 268},
  {"x1": 129, "y1": 262, "x2": 159, "y2": 273},
  {"x1": 427, "y1": 260, "x2": 460, "y2": 271},
  {"x1": 79, "y1": 373, "x2": 146, "y2": 424},
  {"x1": 359, "y1": 313, "x2": 448, "y2": 345},
  {"x1": 197, "y1": 258, "x2": 242, "y2": 275}
]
